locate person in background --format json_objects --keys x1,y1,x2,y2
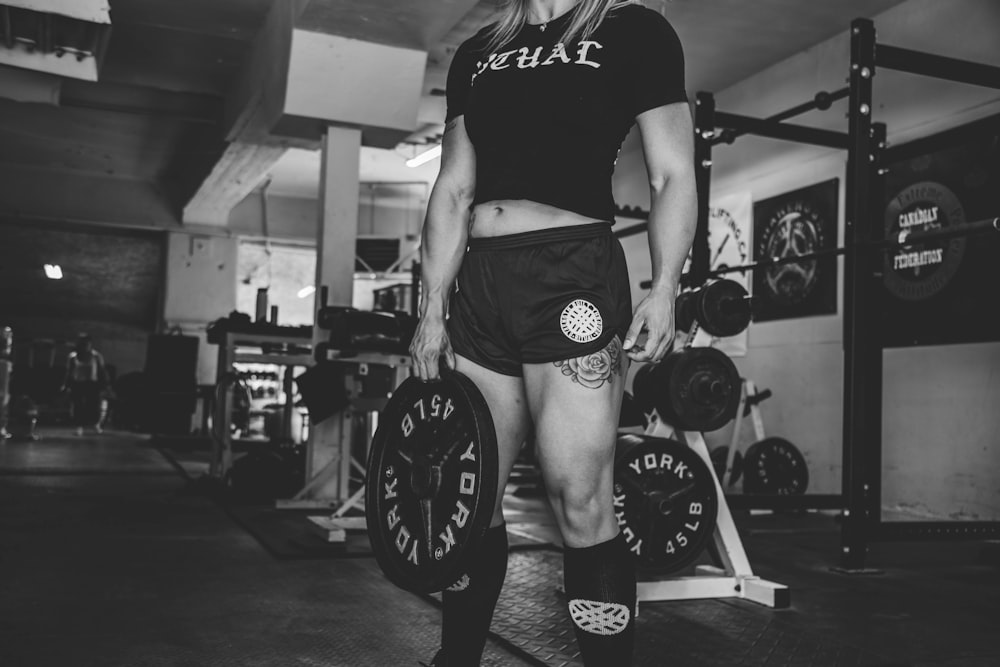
[{"x1": 63, "y1": 333, "x2": 108, "y2": 436}]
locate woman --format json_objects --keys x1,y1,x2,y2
[{"x1": 410, "y1": 0, "x2": 696, "y2": 664}]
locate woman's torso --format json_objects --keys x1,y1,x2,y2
[
  {"x1": 469, "y1": 199, "x2": 606, "y2": 238},
  {"x1": 453, "y1": 3, "x2": 685, "y2": 237},
  {"x1": 460, "y1": 7, "x2": 644, "y2": 235}
]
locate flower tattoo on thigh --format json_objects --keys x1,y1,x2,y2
[{"x1": 554, "y1": 337, "x2": 623, "y2": 389}]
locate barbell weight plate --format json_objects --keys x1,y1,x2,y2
[
  {"x1": 742, "y1": 437, "x2": 809, "y2": 495},
  {"x1": 674, "y1": 290, "x2": 699, "y2": 333},
  {"x1": 696, "y1": 279, "x2": 753, "y2": 338},
  {"x1": 614, "y1": 434, "x2": 719, "y2": 574},
  {"x1": 709, "y1": 446, "x2": 743, "y2": 486},
  {"x1": 658, "y1": 347, "x2": 741, "y2": 432},
  {"x1": 365, "y1": 369, "x2": 498, "y2": 594}
]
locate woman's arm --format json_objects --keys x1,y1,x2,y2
[
  {"x1": 409, "y1": 117, "x2": 477, "y2": 380},
  {"x1": 623, "y1": 101, "x2": 697, "y2": 363}
]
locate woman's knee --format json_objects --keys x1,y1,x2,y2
[{"x1": 547, "y1": 479, "x2": 614, "y2": 538}]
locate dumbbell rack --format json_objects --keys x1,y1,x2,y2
[{"x1": 635, "y1": 412, "x2": 790, "y2": 608}]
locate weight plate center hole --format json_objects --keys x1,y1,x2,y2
[
  {"x1": 410, "y1": 457, "x2": 441, "y2": 499},
  {"x1": 692, "y1": 373, "x2": 727, "y2": 402}
]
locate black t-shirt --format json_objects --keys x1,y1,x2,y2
[{"x1": 446, "y1": 3, "x2": 687, "y2": 222}]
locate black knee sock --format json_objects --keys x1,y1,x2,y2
[
  {"x1": 562, "y1": 532, "x2": 636, "y2": 667},
  {"x1": 439, "y1": 523, "x2": 509, "y2": 666}
]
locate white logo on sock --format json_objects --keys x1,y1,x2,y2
[
  {"x1": 560, "y1": 299, "x2": 603, "y2": 343},
  {"x1": 568, "y1": 599, "x2": 630, "y2": 635}
]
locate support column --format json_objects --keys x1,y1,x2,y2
[
  {"x1": 691, "y1": 92, "x2": 715, "y2": 288},
  {"x1": 305, "y1": 125, "x2": 361, "y2": 502},
  {"x1": 840, "y1": 18, "x2": 881, "y2": 571}
]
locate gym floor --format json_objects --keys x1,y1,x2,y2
[{"x1": 2, "y1": 430, "x2": 998, "y2": 667}]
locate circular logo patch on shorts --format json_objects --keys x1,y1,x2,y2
[{"x1": 560, "y1": 299, "x2": 603, "y2": 343}]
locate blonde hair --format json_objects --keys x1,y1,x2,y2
[{"x1": 483, "y1": 0, "x2": 637, "y2": 53}]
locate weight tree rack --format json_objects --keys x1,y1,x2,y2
[
  {"x1": 620, "y1": 46, "x2": 853, "y2": 512},
  {"x1": 649, "y1": 64, "x2": 852, "y2": 515},
  {"x1": 623, "y1": 86, "x2": 852, "y2": 513},
  {"x1": 839, "y1": 18, "x2": 1000, "y2": 570},
  {"x1": 693, "y1": 88, "x2": 849, "y2": 514},
  {"x1": 623, "y1": 16, "x2": 1000, "y2": 568}
]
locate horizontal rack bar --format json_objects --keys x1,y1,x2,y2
[
  {"x1": 725, "y1": 494, "x2": 843, "y2": 511},
  {"x1": 714, "y1": 111, "x2": 849, "y2": 149},
  {"x1": 877, "y1": 43, "x2": 1000, "y2": 90},
  {"x1": 875, "y1": 520, "x2": 1000, "y2": 541},
  {"x1": 713, "y1": 88, "x2": 849, "y2": 146}
]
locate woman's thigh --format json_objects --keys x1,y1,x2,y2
[
  {"x1": 523, "y1": 336, "x2": 628, "y2": 547},
  {"x1": 453, "y1": 354, "x2": 532, "y2": 527}
]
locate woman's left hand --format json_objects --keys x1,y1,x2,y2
[{"x1": 623, "y1": 287, "x2": 675, "y2": 363}]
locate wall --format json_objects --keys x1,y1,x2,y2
[
  {"x1": 0, "y1": 184, "x2": 415, "y2": 389},
  {"x1": 236, "y1": 241, "x2": 317, "y2": 326},
  {"x1": 229, "y1": 186, "x2": 423, "y2": 250},
  {"x1": 613, "y1": 0, "x2": 1000, "y2": 518},
  {"x1": 169, "y1": 188, "x2": 420, "y2": 382},
  {"x1": 0, "y1": 219, "x2": 166, "y2": 388},
  {"x1": 163, "y1": 232, "x2": 239, "y2": 384}
]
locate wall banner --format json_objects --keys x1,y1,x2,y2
[
  {"x1": 879, "y1": 115, "x2": 1000, "y2": 347},
  {"x1": 751, "y1": 179, "x2": 840, "y2": 323}
]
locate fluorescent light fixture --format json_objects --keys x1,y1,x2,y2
[
  {"x1": 44, "y1": 264, "x2": 63, "y2": 280},
  {"x1": 406, "y1": 144, "x2": 442, "y2": 168},
  {"x1": 297, "y1": 285, "x2": 316, "y2": 299}
]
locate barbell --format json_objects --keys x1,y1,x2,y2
[{"x1": 646, "y1": 216, "x2": 1000, "y2": 290}]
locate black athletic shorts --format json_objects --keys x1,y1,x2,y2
[{"x1": 447, "y1": 222, "x2": 633, "y2": 377}]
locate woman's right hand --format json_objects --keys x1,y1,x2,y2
[{"x1": 409, "y1": 315, "x2": 456, "y2": 381}]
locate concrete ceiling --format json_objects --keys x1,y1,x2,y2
[
  {"x1": 0, "y1": 0, "x2": 910, "y2": 218},
  {"x1": 103, "y1": 0, "x2": 273, "y2": 96}
]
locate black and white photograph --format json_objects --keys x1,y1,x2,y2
[{"x1": 1, "y1": 1, "x2": 998, "y2": 666}]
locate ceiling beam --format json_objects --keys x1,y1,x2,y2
[
  {"x1": 188, "y1": 0, "x2": 480, "y2": 229},
  {"x1": 296, "y1": 0, "x2": 482, "y2": 51},
  {"x1": 182, "y1": 141, "x2": 286, "y2": 226},
  {"x1": 105, "y1": 0, "x2": 271, "y2": 41},
  {"x1": 225, "y1": 0, "x2": 431, "y2": 150}
]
